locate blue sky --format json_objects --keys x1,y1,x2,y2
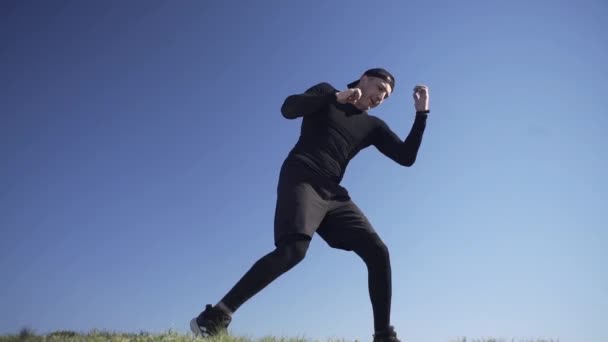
[{"x1": 1, "y1": 1, "x2": 606, "y2": 341}]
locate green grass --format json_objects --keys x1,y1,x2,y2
[
  {"x1": 0, "y1": 328, "x2": 331, "y2": 342},
  {"x1": 0, "y1": 328, "x2": 559, "y2": 342},
  {"x1": 449, "y1": 339, "x2": 559, "y2": 342}
]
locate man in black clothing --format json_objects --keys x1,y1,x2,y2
[{"x1": 191, "y1": 68, "x2": 430, "y2": 342}]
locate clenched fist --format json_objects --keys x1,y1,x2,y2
[
  {"x1": 413, "y1": 85, "x2": 429, "y2": 112},
  {"x1": 336, "y1": 88, "x2": 362, "y2": 105}
]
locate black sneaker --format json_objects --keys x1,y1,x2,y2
[
  {"x1": 373, "y1": 325, "x2": 401, "y2": 342},
  {"x1": 190, "y1": 304, "x2": 232, "y2": 337}
]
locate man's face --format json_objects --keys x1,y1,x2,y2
[{"x1": 356, "y1": 75, "x2": 392, "y2": 110}]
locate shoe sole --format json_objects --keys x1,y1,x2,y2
[{"x1": 190, "y1": 318, "x2": 209, "y2": 337}]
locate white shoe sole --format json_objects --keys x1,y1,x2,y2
[{"x1": 190, "y1": 318, "x2": 209, "y2": 337}]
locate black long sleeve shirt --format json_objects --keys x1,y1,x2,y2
[{"x1": 281, "y1": 82, "x2": 428, "y2": 184}]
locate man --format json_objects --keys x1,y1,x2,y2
[{"x1": 191, "y1": 68, "x2": 430, "y2": 342}]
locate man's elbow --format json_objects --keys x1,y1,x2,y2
[
  {"x1": 281, "y1": 99, "x2": 298, "y2": 119},
  {"x1": 398, "y1": 155, "x2": 416, "y2": 167}
]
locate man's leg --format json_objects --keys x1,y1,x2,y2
[
  {"x1": 317, "y1": 200, "x2": 392, "y2": 334},
  {"x1": 352, "y1": 231, "x2": 392, "y2": 334},
  {"x1": 218, "y1": 169, "x2": 326, "y2": 313},
  {"x1": 191, "y1": 236, "x2": 311, "y2": 337},
  {"x1": 193, "y1": 166, "x2": 328, "y2": 336},
  {"x1": 218, "y1": 235, "x2": 311, "y2": 313}
]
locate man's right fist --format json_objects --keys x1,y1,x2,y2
[{"x1": 336, "y1": 88, "x2": 362, "y2": 105}]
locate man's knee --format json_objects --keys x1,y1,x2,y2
[
  {"x1": 276, "y1": 235, "x2": 311, "y2": 268},
  {"x1": 369, "y1": 235, "x2": 390, "y2": 261},
  {"x1": 354, "y1": 233, "x2": 390, "y2": 264}
]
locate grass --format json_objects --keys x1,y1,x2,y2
[
  {"x1": 0, "y1": 328, "x2": 560, "y2": 342},
  {"x1": 0, "y1": 328, "x2": 327, "y2": 342},
  {"x1": 449, "y1": 339, "x2": 559, "y2": 342}
]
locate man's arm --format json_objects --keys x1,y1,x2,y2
[
  {"x1": 372, "y1": 84, "x2": 431, "y2": 166},
  {"x1": 372, "y1": 113, "x2": 428, "y2": 166},
  {"x1": 281, "y1": 82, "x2": 337, "y2": 119}
]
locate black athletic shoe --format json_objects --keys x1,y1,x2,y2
[
  {"x1": 373, "y1": 325, "x2": 401, "y2": 342},
  {"x1": 190, "y1": 304, "x2": 232, "y2": 337}
]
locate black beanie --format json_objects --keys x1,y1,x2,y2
[{"x1": 347, "y1": 68, "x2": 395, "y2": 93}]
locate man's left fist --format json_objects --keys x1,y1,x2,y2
[{"x1": 413, "y1": 85, "x2": 429, "y2": 112}]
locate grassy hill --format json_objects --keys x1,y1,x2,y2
[{"x1": 0, "y1": 328, "x2": 559, "y2": 342}]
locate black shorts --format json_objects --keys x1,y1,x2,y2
[{"x1": 273, "y1": 160, "x2": 377, "y2": 250}]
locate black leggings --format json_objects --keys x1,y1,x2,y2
[{"x1": 220, "y1": 233, "x2": 392, "y2": 332}]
